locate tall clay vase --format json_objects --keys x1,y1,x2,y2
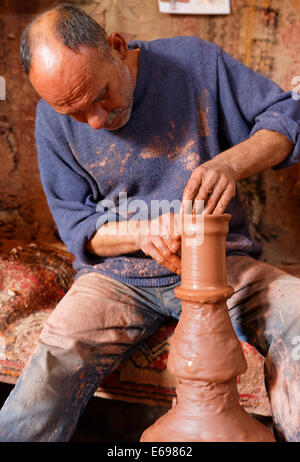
[{"x1": 141, "y1": 213, "x2": 275, "y2": 442}]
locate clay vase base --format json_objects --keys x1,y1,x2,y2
[{"x1": 140, "y1": 399, "x2": 275, "y2": 442}]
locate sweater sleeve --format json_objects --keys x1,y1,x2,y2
[
  {"x1": 217, "y1": 47, "x2": 300, "y2": 170},
  {"x1": 35, "y1": 101, "x2": 113, "y2": 265}
]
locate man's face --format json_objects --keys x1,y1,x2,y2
[{"x1": 29, "y1": 43, "x2": 135, "y2": 131}]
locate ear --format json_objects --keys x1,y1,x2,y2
[{"x1": 107, "y1": 32, "x2": 129, "y2": 61}]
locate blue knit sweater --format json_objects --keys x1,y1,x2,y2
[{"x1": 35, "y1": 36, "x2": 300, "y2": 286}]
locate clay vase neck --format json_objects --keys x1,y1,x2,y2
[{"x1": 181, "y1": 213, "x2": 228, "y2": 289}]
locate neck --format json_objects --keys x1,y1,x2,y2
[{"x1": 126, "y1": 48, "x2": 140, "y2": 88}]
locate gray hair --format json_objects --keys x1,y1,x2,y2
[{"x1": 20, "y1": 3, "x2": 111, "y2": 75}]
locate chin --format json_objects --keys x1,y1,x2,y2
[{"x1": 105, "y1": 109, "x2": 132, "y2": 131}]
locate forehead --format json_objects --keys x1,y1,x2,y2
[{"x1": 30, "y1": 44, "x2": 112, "y2": 112}]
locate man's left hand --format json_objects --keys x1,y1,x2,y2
[{"x1": 181, "y1": 159, "x2": 237, "y2": 215}]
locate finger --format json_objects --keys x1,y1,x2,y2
[
  {"x1": 160, "y1": 252, "x2": 181, "y2": 276},
  {"x1": 145, "y1": 240, "x2": 165, "y2": 264},
  {"x1": 162, "y1": 235, "x2": 175, "y2": 253},
  {"x1": 152, "y1": 235, "x2": 172, "y2": 258},
  {"x1": 168, "y1": 253, "x2": 181, "y2": 275},
  {"x1": 181, "y1": 170, "x2": 204, "y2": 214},
  {"x1": 147, "y1": 240, "x2": 181, "y2": 275},
  {"x1": 169, "y1": 213, "x2": 182, "y2": 238},
  {"x1": 162, "y1": 236, "x2": 181, "y2": 254},
  {"x1": 151, "y1": 237, "x2": 181, "y2": 274},
  {"x1": 202, "y1": 177, "x2": 229, "y2": 215},
  {"x1": 212, "y1": 184, "x2": 236, "y2": 215},
  {"x1": 164, "y1": 214, "x2": 182, "y2": 245},
  {"x1": 192, "y1": 198, "x2": 205, "y2": 215},
  {"x1": 192, "y1": 172, "x2": 219, "y2": 213}
]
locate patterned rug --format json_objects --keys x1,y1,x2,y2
[
  {"x1": 0, "y1": 241, "x2": 276, "y2": 416},
  {"x1": 0, "y1": 241, "x2": 76, "y2": 383}
]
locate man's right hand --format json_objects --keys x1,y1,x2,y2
[
  {"x1": 86, "y1": 213, "x2": 182, "y2": 276},
  {"x1": 135, "y1": 213, "x2": 181, "y2": 276}
]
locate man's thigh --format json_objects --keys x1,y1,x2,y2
[
  {"x1": 40, "y1": 271, "x2": 166, "y2": 362},
  {"x1": 226, "y1": 255, "x2": 300, "y2": 356}
]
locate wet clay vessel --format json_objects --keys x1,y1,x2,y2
[{"x1": 141, "y1": 213, "x2": 275, "y2": 442}]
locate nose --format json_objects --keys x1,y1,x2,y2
[{"x1": 85, "y1": 105, "x2": 108, "y2": 130}]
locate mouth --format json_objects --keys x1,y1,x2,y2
[{"x1": 104, "y1": 108, "x2": 124, "y2": 129}]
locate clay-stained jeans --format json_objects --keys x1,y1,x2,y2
[{"x1": 0, "y1": 255, "x2": 299, "y2": 442}]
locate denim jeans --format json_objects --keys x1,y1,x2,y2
[{"x1": 0, "y1": 255, "x2": 299, "y2": 441}]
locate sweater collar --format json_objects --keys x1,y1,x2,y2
[{"x1": 128, "y1": 40, "x2": 151, "y2": 111}]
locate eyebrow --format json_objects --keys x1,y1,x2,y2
[{"x1": 55, "y1": 85, "x2": 108, "y2": 115}]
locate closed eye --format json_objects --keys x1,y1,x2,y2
[{"x1": 94, "y1": 86, "x2": 108, "y2": 103}]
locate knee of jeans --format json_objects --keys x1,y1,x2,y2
[
  {"x1": 263, "y1": 276, "x2": 300, "y2": 347},
  {"x1": 38, "y1": 305, "x2": 86, "y2": 353},
  {"x1": 39, "y1": 308, "x2": 68, "y2": 335},
  {"x1": 38, "y1": 321, "x2": 78, "y2": 352},
  {"x1": 38, "y1": 292, "x2": 86, "y2": 341},
  {"x1": 268, "y1": 275, "x2": 300, "y2": 319}
]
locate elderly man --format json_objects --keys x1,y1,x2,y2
[{"x1": 0, "y1": 4, "x2": 299, "y2": 442}]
